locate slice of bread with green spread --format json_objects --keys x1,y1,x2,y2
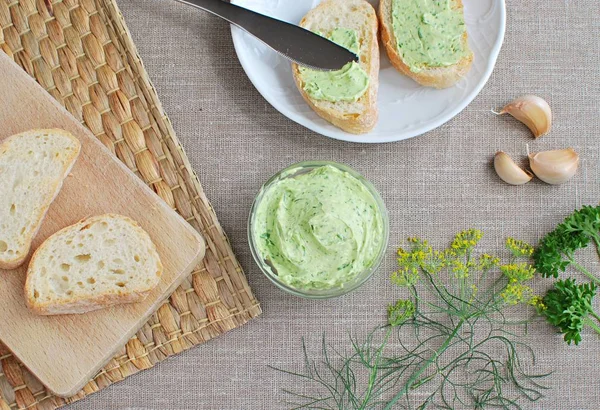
[
  {"x1": 292, "y1": 0, "x2": 379, "y2": 134},
  {"x1": 0, "y1": 129, "x2": 81, "y2": 269},
  {"x1": 379, "y1": 0, "x2": 473, "y2": 88}
]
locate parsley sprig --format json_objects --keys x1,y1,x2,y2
[
  {"x1": 534, "y1": 205, "x2": 600, "y2": 284},
  {"x1": 534, "y1": 205, "x2": 600, "y2": 345},
  {"x1": 541, "y1": 278, "x2": 600, "y2": 345}
]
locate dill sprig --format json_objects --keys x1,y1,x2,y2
[{"x1": 272, "y1": 230, "x2": 550, "y2": 409}]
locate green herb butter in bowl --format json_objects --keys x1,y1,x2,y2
[{"x1": 248, "y1": 161, "x2": 389, "y2": 299}]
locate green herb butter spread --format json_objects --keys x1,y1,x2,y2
[
  {"x1": 253, "y1": 165, "x2": 385, "y2": 290},
  {"x1": 299, "y1": 28, "x2": 369, "y2": 102},
  {"x1": 391, "y1": 0, "x2": 469, "y2": 72}
]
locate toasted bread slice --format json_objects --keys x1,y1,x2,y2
[
  {"x1": 292, "y1": 0, "x2": 379, "y2": 134},
  {"x1": 379, "y1": 0, "x2": 473, "y2": 89},
  {"x1": 25, "y1": 214, "x2": 163, "y2": 315},
  {"x1": 0, "y1": 129, "x2": 81, "y2": 269}
]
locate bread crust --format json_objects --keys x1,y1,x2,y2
[
  {"x1": 0, "y1": 129, "x2": 81, "y2": 269},
  {"x1": 27, "y1": 291, "x2": 151, "y2": 315},
  {"x1": 291, "y1": 0, "x2": 380, "y2": 134},
  {"x1": 379, "y1": 0, "x2": 473, "y2": 89},
  {"x1": 25, "y1": 214, "x2": 163, "y2": 315}
]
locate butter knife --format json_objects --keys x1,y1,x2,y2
[{"x1": 172, "y1": 0, "x2": 358, "y2": 70}]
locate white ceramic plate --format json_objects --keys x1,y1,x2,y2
[{"x1": 231, "y1": 0, "x2": 506, "y2": 143}]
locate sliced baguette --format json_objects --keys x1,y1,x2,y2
[
  {"x1": 292, "y1": 0, "x2": 379, "y2": 134},
  {"x1": 379, "y1": 0, "x2": 473, "y2": 89},
  {"x1": 25, "y1": 214, "x2": 163, "y2": 315},
  {"x1": 0, "y1": 129, "x2": 81, "y2": 269}
]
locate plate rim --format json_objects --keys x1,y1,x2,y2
[{"x1": 231, "y1": 0, "x2": 507, "y2": 144}]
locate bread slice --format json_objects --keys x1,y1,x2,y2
[
  {"x1": 0, "y1": 129, "x2": 81, "y2": 269},
  {"x1": 25, "y1": 214, "x2": 163, "y2": 315},
  {"x1": 379, "y1": 0, "x2": 473, "y2": 89},
  {"x1": 292, "y1": 0, "x2": 379, "y2": 134}
]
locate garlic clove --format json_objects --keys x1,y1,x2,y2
[
  {"x1": 494, "y1": 151, "x2": 533, "y2": 185},
  {"x1": 497, "y1": 95, "x2": 552, "y2": 138},
  {"x1": 528, "y1": 148, "x2": 579, "y2": 185}
]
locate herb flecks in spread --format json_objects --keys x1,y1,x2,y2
[
  {"x1": 391, "y1": 0, "x2": 469, "y2": 72},
  {"x1": 273, "y1": 231, "x2": 549, "y2": 408},
  {"x1": 253, "y1": 165, "x2": 384, "y2": 290},
  {"x1": 299, "y1": 28, "x2": 369, "y2": 102}
]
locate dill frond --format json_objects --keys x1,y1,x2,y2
[{"x1": 273, "y1": 230, "x2": 550, "y2": 409}]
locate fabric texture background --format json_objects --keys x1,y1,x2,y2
[{"x1": 69, "y1": 0, "x2": 599, "y2": 408}]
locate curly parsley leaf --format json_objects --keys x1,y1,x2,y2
[
  {"x1": 534, "y1": 206, "x2": 600, "y2": 283},
  {"x1": 542, "y1": 278, "x2": 600, "y2": 345},
  {"x1": 562, "y1": 205, "x2": 600, "y2": 252}
]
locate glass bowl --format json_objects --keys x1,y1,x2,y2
[{"x1": 248, "y1": 161, "x2": 389, "y2": 299}]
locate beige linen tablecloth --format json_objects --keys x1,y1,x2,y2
[{"x1": 70, "y1": 0, "x2": 599, "y2": 408}]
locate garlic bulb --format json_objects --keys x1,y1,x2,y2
[
  {"x1": 494, "y1": 151, "x2": 533, "y2": 185},
  {"x1": 528, "y1": 148, "x2": 579, "y2": 185},
  {"x1": 497, "y1": 95, "x2": 552, "y2": 138}
]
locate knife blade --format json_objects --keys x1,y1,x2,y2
[{"x1": 172, "y1": 0, "x2": 358, "y2": 71}]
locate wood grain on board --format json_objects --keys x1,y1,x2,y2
[{"x1": 0, "y1": 54, "x2": 205, "y2": 397}]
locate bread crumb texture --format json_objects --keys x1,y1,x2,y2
[
  {"x1": 26, "y1": 214, "x2": 163, "y2": 314},
  {"x1": 0, "y1": 130, "x2": 80, "y2": 267}
]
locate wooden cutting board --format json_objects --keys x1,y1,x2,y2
[{"x1": 0, "y1": 54, "x2": 205, "y2": 397}]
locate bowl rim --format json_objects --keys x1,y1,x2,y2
[{"x1": 247, "y1": 160, "x2": 390, "y2": 299}]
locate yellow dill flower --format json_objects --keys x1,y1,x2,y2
[
  {"x1": 505, "y1": 238, "x2": 534, "y2": 258},
  {"x1": 528, "y1": 296, "x2": 546, "y2": 311},
  {"x1": 501, "y1": 282, "x2": 534, "y2": 305},
  {"x1": 409, "y1": 238, "x2": 432, "y2": 256},
  {"x1": 450, "y1": 259, "x2": 470, "y2": 279},
  {"x1": 451, "y1": 229, "x2": 483, "y2": 254},
  {"x1": 421, "y1": 250, "x2": 446, "y2": 274},
  {"x1": 445, "y1": 248, "x2": 456, "y2": 257},
  {"x1": 396, "y1": 238, "x2": 445, "y2": 276},
  {"x1": 469, "y1": 284, "x2": 478, "y2": 303},
  {"x1": 500, "y1": 263, "x2": 536, "y2": 282},
  {"x1": 478, "y1": 254, "x2": 500, "y2": 271},
  {"x1": 387, "y1": 299, "x2": 415, "y2": 326},
  {"x1": 391, "y1": 266, "x2": 420, "y2": 287}
]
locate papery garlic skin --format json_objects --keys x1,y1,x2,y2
[
  {"x1": 499, "y1": 95, "x2": 552, "y2": 138},
  {"x1": 528, "y1": 148, "x2": 579, "y2": 185},
  {"x1": 494, "y1": 151, "x2": 533, "y2": 185}
]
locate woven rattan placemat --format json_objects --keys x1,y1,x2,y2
[{"x1": 0, "y1": 0, "x2": 261, "y2": 408}]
